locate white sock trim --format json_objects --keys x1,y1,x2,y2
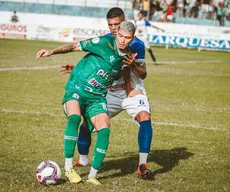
[{"x1": 139, "y1": 153, "x2": 148, "y2": 165}]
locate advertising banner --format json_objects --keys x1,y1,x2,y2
[{"x1": 149, "y1": 34, "x2": 230, "y2": 50}]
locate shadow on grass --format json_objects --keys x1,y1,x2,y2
[{"x1": 99, "y1": 147, "x2": 194, "y2": 179}]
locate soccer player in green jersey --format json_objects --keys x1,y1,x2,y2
[{"x1": 36, "y1": 21, "x2": 136, "y2": 185}]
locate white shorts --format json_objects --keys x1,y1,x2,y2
[
  {"x1": 106, "y1": 93, "x2": 151, "y2": 120},
  {"x1": 136, "y1": 35, "x2": 150, "y2": 49},
  {"x1": 122, "y1": 95, "x2": 150, "y2": 119},
  {"x1": 106, "y1": 93, "x2": 123, "y2": 118},
  {"x1": 202, "y1": 4, "x2": 213, "y2": 12}
]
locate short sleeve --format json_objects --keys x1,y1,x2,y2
[
  {"x1": 130, "y1": 39, "x2": 145, "y2": 63},
  {"x1": 144, "y1": 19, "x2": 151, "y2": 27}
]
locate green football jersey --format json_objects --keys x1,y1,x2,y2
[{"x1": 65, "y1": 35, "x2": 129, "y2": 97}]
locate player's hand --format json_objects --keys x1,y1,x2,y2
[
  {"x1": 36, "y1": 49, "x2": 53, "y2": 60},
  {"x1": 60, "y1": 64, "x2": 75, "y2": 75},
  {"x1": 122, "y1": 53, "x2": 138, "y2": 67}
]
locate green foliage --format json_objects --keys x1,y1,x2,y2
[{"x1": 0, "y1": 39, "x2": 229, "y2": 192}]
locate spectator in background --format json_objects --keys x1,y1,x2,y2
[
  {"x1": 188, "y1": 1, "x2": 200, "y2": 18},
  {"x1": 11, "y1": 11, "x2": 19, "y2": 23},
  {"x1": 133, "y1": 0, "x2": 143, "y2": 20},
  {"x1": 159, "y1": 0, "x2": 174, "y2": 22},
  {"x1": 151, "y1": 0, "x2": 164, "y2": 21},
  {"x1": 143, "y1": 0, "x2": 150, "y2": 18},
  {"x1": 187, "y1": 0, "x2": 199, "y2": 17},
  {"x1": 201, "y1": 0, "x2": 213, "y2": 19},
  {"x1": 177, "y1": 0, "x2": 185, "y2": 17},
  {"x1": 216, "y1": 1, "x2": 224, "y2": 25},
  {"x1": 223, "y1": 0, "x2": 230, "y2": 21}
]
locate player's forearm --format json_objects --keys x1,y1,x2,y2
[
  {"x1": 131, "y1": 63, "x2": 147, "y2": 80},
  {"x1": 124, "y1": 69, "x2": 132, "y2": 96},
  {"x1": 51, "y1": 43, "x2": 79, "y2": 55},
  {"x1": 152, "y1": 25, "x2": 164, "y2": 31}
]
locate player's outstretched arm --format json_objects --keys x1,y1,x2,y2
[
  {"x1": 152, "y1": 25, "x2": 165, "y2": 32},
  {"x1": 60, "y1": 64, "x2": 75, "y2": 75},
  {"x1": 36, "y1": 43, "x2": 80, "y2": 60}
]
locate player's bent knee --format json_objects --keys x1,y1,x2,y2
[
  {"x1": 91, "y1": 113, "x2": 110, "y2": 131},
  {"x1": 136, "y1": 111, "x2": 150, "y2": 122}
]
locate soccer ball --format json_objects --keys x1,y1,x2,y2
[{"x1": 36, "y1": 160, "x2": 61, "y2": 185}]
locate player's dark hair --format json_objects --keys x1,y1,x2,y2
[
  {"x1": 106, "y1": 7, "x2": 125, "y2": 19},
  {"x1": 138, "y1": 10, "x2": 144, "y2": 15}
]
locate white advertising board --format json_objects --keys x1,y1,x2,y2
[{"x1": 0, "y1": 11, "x2": 229, "y2": 51}]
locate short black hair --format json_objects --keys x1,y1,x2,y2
[
  {"x1": 106, "y1": 7, "x2": 125, "y2": 19},
  {"x1": 138, "y1": 10, "x2": 144, "y2": 15}
]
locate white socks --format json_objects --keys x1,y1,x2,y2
[
  {"x1": 65, "y1": 158, "x2": 73, "y2": 171},
  {"x1": 88, "y1": 167, "x2": 98, "y2": 179},
  {"x1": 139, "y1": 153, "x2": 148, "y2": 165},
  {"x1": 79, "y1": 154, "x2": 89, "y2": 166}
]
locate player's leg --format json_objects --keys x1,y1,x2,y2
[
  {"x1": 140, "y1": 35, "x2": 156, "y2": 63},
  {"x1": 122, "y1": 95, "x2": 153, "y2": 180},
  {"x1": 75, "y1": 119, "x2": 92, "y2": 166},
  {"x1": 135, "y1": 110, "x2": 153, "y2": 180},
  {"x1": 76, "y1": 93, "x2": 123, "y2": 167},
  {"x1": 85, "y1": 101, "x2": 111, "y2": 185},
  {"x1": 63, "y1": 99, "x2": 82, "y2": 183}
]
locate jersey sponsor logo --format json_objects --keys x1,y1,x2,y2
[
  {"x1": 96, "y1": 69, "x2": 113, "y2": 81},
  {"x1": 96, "y1": 148, "x2": 106, "y2": 154},
  {"x1": 109, "y1": 84, "x2": 125, "y2": 92},
  {"x1": 92, "y1": 37, "x2": 100, "y2": 44},
  {"x1": 88, "y1": 78, "x2": 111, "y2": 89},
  {"x1": 110, "y1": 55, "x2": 115, "y2": 62},
  {"x1": 72, "y1": 93, "x2": 79, "y2": 99}
]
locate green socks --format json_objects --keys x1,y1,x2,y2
[
  {"x1": 91, "y1": 128, "x2": 110, "y2": 170},
  {"x1": 64, "y1": 114, "x2": 81, "y2": 158}
]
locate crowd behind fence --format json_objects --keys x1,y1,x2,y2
[
  {"x1": 1, "y1": 0, "x2": 230, "y2": 26},
  {"x1": 133, "y1": 0, "x2": 230, "y2": 26}
]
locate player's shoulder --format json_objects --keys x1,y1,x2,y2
[
  {"x1": 130, "y1": 37, "x2": 145, "y2": 57},
  {"x1": 130, "y1": 37, "x2": 145, "y2": 49},
  {"x1": 144, "y1": 19, "x2": 151, "y2": 26},
  {"x1": 104, "y1": 32, "x2": 113, "y2": 37},
  {"x1": 91, "y1": 35, "x2": 114, "y2": 45}
]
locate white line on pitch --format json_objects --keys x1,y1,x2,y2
[
  {"x1": 154, "y1": 60, "x2": 222, "y2": 64},
  {"x1": 1, "y1": 109, "x2": 226, "y2": 131},
  {"x1": 0, "y1": 60, "x2": 223, "y2": 71},
  {"x1": 0, "y1": 65, "x2": 60, "y2": 71}
]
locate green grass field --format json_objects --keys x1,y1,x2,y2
[{"x1": 0, "y1": 39, "x2": 229, "y2": 192}]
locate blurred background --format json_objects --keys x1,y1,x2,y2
[
  {"x1": 0, "y1": 0, "x2": 229, "y2": 50},
  {"x1": 0, "y1": 0, "x2": 229, "y2": 26}
]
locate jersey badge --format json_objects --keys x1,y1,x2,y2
[
  {"x1": 92, "y1": 37, "x2": 100, "y2": 44},
  {"x1": 72, "y1": 93, "x2": 79, "y2": 99}
]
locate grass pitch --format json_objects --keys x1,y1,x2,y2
[{"x1": 0, "y1": 39, "x2": 229, "y2": 192}]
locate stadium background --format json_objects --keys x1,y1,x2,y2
[{"x1": 0, "y1": 0, "x2": 229, "y2": 191}]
